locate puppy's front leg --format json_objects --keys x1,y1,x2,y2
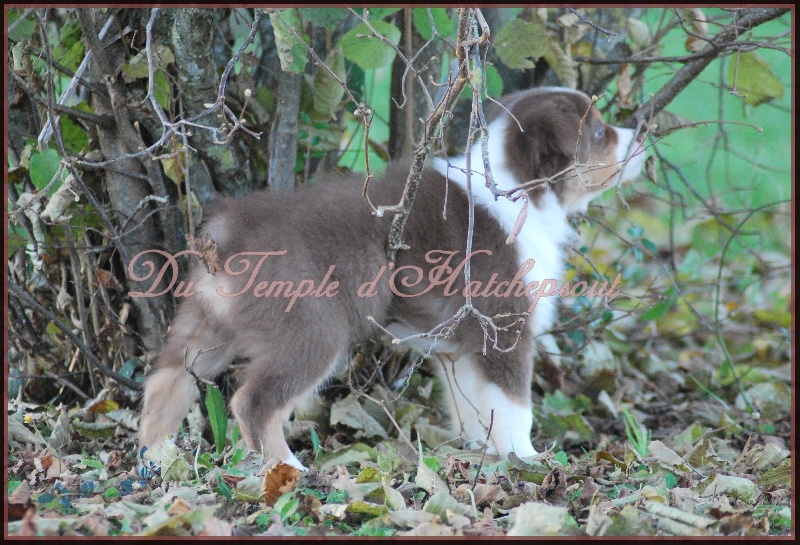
[{"x1": 435, "y1": 353, "x2": 538, "y2": 458}]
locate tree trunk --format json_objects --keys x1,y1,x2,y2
[
  {"x1": 267, "y1": 69, "x2": 302, "y2": 191},
  {"x1": 172, "y1": 8, "x2": 249, "y2": 198},
  {"x1": 79, "y1": 9, "x2": 171, "y2": 350}
]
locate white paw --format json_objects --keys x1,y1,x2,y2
[{"x1": 283, "y1": 452, "x2": 308, "y2": 471}]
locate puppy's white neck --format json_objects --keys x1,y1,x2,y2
[{"x1": 432, "y1": 117, "x2": 575, "y2": 335}]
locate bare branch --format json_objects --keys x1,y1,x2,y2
[
  {"x1": 8, "y1": 278, "x2": 143, "y2": 391},
  {"x1": 626, "y1": 7, "x2": 790, "y2": 129}
]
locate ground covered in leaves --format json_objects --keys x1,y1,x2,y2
[
  {"x1": 7, "y1": 353, "x2": 793, "y2": 537},
  {"x1": 7, "y1": 206, "x2": 793, "y2": 537}
]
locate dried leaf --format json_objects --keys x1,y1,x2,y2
[
  {"x1": 699, "y1": 474, "x2": 757, "y2": 502},
  {"x1": 541, "y1": 466, "x2": 568, "y2": 504},
  {"x1": 649, "y1": 440, "x2": 691, "y2": 474},
  {"x1": 507, "y1": 502, "x2": 568, "y2": 536},
  {"x1": 388, "y1": 509, "x2": 437, "y2": 528},
  {"x1": 262, "y1": 463, "x2": 300, "y2": 508},
  {"x1": 330, "y1": 394, "x2": 388, "y2": 440},
  {"x1": 423, "y1": 490, "x2": 474, "y2": 522},
  {"x1": 8, "y1": 480, "x2": 33, "y2": 521}
]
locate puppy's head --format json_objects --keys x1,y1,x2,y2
[{"x1": 498, "y1": 88, "x2": 646, "y2": 213}]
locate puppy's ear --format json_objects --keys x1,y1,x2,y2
[{"x1": 504, "y1": 105, "x2": 580, "y2": 187}]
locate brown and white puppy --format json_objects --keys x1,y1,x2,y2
[{"x1": 138, "y1": 87, "x2": 646, "y2": 469}]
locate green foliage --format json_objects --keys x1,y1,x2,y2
[
  {"x1": 364, "y1": 8, "x2": 402, "y2": 21},
  {"x1": 6, "y1": 8, "x2": 792, "y2": 538},
  {"x1": 301, "y1": 8, "x2": 347, "y2": 30},
  {"x1": 727, "y1": 51, "x2": 784, "y2": 107},
  {"x1": 28, "y1": 148, "x2": 65, "y2": 194},
  {"x1": 270, "y1": 8, "x2": 310, "y2": 74},
  {"x1": 621, "y1": 409, "x2": 651, "y2": 459},
  {"x1": 273, "y1": 491, "x2": 301, "y2": 523},
  {"x1": 8, "y1": 10, "x2": 37, "y2": 42},
  {"x1": 412, "y1": 8, "x2": 453, "y2": 40},
  {"x1": 495, "y1": 18, "x2": 550, "y2": 70},
  {"x1": 311, "y1": 48, "x2": 346, "y2": 119},
  {"x1": 340, "y1": 21, "x2": 402, "y2": 71},
  {"x1": 205, "y1": 385, "x2": 228, "y2": 455}
]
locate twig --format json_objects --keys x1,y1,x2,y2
[
  {"x1": 38, "y1": 12, "x2": 116, "y2": 149},
  {"x1": 385, "y1": 8, "x2": 484, "y2": 260},
  {"x1": 471, "y1": 409, "x2": 493, "y2": 492},
  {"x1": 567, "y1": 8, "x2": 617, "y2": 37},
  {"x1": 8, "y1": 278, "x2": 142, "y2": 391},
  {"x1": 356, "y1": 391, "x2": 420, "y2": 458}
]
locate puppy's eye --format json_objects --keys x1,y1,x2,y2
[{"x1": 593, "y1": 125, "x2": 606, "y2": 139}]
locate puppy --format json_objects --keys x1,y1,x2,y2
[{"x1": 138, "y1": 87, "x2": 646, "y2": 469}]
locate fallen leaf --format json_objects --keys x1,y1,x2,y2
[
  {"x1": 507, "y1": 502, "x2": 568, "y2": 536},
  {"x1": 262, "y1": 463, "x2": 300, "y2": 508},
  {"x1": 699, "y1": 474, "x2": 757, "y2": 502},
  {"x1": 540, "y1": 466, "x2": 568, "y2": 504},
  {"x1": 8, "y1": 480, "x2": 33, "y2": 521}
]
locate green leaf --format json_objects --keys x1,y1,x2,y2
[
  {"x1": 539, "y1": 412, "x2": 594, "y2": 443},
  {"x1": 423, "y1": 491, "x2": 473, "y2": 522},
  {"x1": 8, "y1": 480, "x2": 23, "y2": 495},
  {"x1": 53, "y1": 40, "x2": 85, "y2": 73},
  {"x1": 641, "y1": 238, "x2": 658, "y2": 253},
  {"x1": 752, "y1": 309, "x2": 791, "y2": 328},
  {"x1": 103, "y1": 487, "x2": 120, "y2": 500},
  {"x1": 152, "y1": 69, "x2": 172, "y2": 111},
  {"x1": 727, "y1": 51, "x2": 784, "y2": 107},
  {"x1": 339, "y1": 21, "x2": 401, "y2": 71},
  {"x1": 641, "y1": 289, "x2": 678, "y2": 321},
  {"x1": 60, "y1": 115, "x2": 90, "y2": 153},
  {"x1": 205, "y1": 385, "x2": 228, "y2": 455},
  {"x1": 29, "y1": 149, "x2": 65, "y2": 194},
  {"x1": 82, "y1": 459, "x2": 104, "y2": 469},
  {"x1": 541, "y1": 391, "x2": 577, "y2": 415},
  {"x1": 302, "y1": 8, "x2": 346, "y2": 30},
  {"x1": 412, "y1": 8, "x2": 453, "y2": 40},
  {"x1": 303, "y1": 428, "x2": 318, "y2": 459},
  {"x1": 8, "y1": 10, "x2": 37, "y2": 42},
  {"x1": 365, "y1": 8, "x2": 402, "y2": 21},
  {"x1": 312, "y1": 48, "x2": 346, "y2": 119},
  {"x1": 270, "y1": 9, "x2": 310, "y2": 75},
  {"x1": 494, "y1": 18, "x2": 550, "y2": 70},
  {"x1": 217, "y1": 475, "x2": 233, "y2": 500},
  {"x1": 274, "y1": 492, "x2": 300, "y2": 522}
]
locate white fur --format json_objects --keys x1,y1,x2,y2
[
  {"x1": 194, "y1": 273, "x2": 234, "y2": 318},
  {"x1": 435, "y1": 354, "x2": 537, "y2": 457},
  {"x1": 569, "y1": 126, "x2": 647, "y2": 214},
  {"x1": 432, "y1": 115, "x2": 573, "y2": 336},
  {"x1": 615, "y1": 127, "x2": 647, "y2": 184}
]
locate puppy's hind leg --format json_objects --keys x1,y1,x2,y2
[
  {"x1": 139, "y1": 304, "x2": 236, "y2": 452},
  {"x1": 231, "y1": 345, "x2": 348, "y2": 471},
  {"x1": 139, "y1": 364, "x2": 199, "y2": 451}
]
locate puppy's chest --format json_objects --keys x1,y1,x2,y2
[{"x1": 433, "y1": 158, "x2": 574, "y2": 334}]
